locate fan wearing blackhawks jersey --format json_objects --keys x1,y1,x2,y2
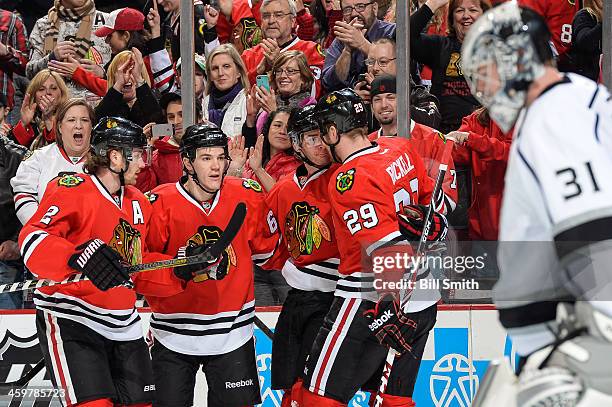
[
  {"x1": 301, "y1": 89, "x2": 448, "y2": 407},
  {"x1": 144, "y1": 123, "x2": 279, "y2": 407},
  {"x1": 17, "y1": 117, "x2": 186, "y2": 407},
  {"x1": 368, "y1": 74, "x2": 458, "y2": 214},
  {"x1": 264, "y1": 105, "x2": 339, "y2": 406},
  {"x1": 241, "y1": 0, "x2": 325, "y2": 97}
]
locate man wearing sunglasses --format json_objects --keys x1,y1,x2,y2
[
  {"x1": 321, "y1": 0, "x2": 395, "y2": 92},
  {"x1": 241, "y1": 0, "x2": 325, "y2": 96}
]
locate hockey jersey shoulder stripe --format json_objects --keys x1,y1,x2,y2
[{"x1": 554, "y1": 214, "x2": 612, "y2": 260}]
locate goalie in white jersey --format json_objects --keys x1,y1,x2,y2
[{"x1": 460, "y1": 2, "x2": 612, "y2": 406}]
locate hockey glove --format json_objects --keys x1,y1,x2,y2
[
  {"x1": 68, "y1": 239, "x2": 131, "y2": 291},
  {"x1": 398, "y1": 204, "x2": 448, "y2": 242},
  {"x1": 364, "y1": 293, "x2": 418, "y2": 354},
  {"x1": 174, "y1": 244, "x2": 230, "y2": 282}
]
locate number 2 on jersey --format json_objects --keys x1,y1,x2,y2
[{"x1": 40, "y1": 205, "x2": 60, "y2": 225}]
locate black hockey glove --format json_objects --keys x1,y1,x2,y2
[
  {"x1": 68, "y1": 239, "x2": 131, "y2": 291},
  {"x1": 398, "y1": 204, "x2": 448, "y2": 242},
  {"x1": 174, "y1": 244, "x2": 230, "y2": 282},
  {"x1": 364, "y1": 293, "x2": 418, "y2": 354}
]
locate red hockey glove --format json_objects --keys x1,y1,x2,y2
[
  {"x1": 174, "y1": 244, "x2": 230, "y2": 282},
  {"x1": 398, "y1": 204, "x2": 448, "y2": 242},
  {"x1": 68, "y1": 239, "x2": 131, "y2": 291},
  {"x1": 364, "y1": 293, "x2": 418, "y2": 354}
]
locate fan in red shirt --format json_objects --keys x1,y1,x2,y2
[
  {"x1": 241, "y1": 0, "x2": 325, "y2": 97},
  {"x1": 215, "y1": 0, "x2": 263, "y2": 52},
  {"x1": 518, "y1": 0, "x2": 582, "y2": 71}
]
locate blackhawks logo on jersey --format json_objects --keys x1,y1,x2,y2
[
  {"x1": 243, "y1": 179, "x2": 263, "y2": 192},
  {"x1": 145, "y1": 192, "x2": 158, "y2": 204},
  {"x1": 285, "y1": 201, "x2": 331, "y2": 259},
  {"x1": 109, "y1": 218, "x2": 142, "y2": 265},
  {"x1": 186, "y1": 225, "x2": 237, "y2": 282},
  {"x1": 336, "y1": 169, "x2": 355, "y2": 194},
  {"x1": 57, "y1": 174, "x2": 85, "y2": 188}
]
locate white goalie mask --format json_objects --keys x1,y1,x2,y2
[{"x1": 461, "y1": 1, "x2": 550, "y2": 133}]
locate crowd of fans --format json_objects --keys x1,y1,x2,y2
[{"x1": 0, "y1": 0, "x2": 604, "y2": 308}]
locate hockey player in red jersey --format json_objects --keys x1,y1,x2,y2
[
  {"x1": 18, "y1": 117, "x2": 186, "y2": 407},
  {"x1": 241, "y1": 0, "x2": 325, "y2": 96},
  {"x1": 368, "y1": 74, "x2": 458, "y2": 213},
  {"x1": 301, "y1": 89, "x2": 448, "y2": 407},
  {"x1": 264, "y1": 105, "x2": 340, "y2": 406},
  {"x1": 518, "y1": 0, "x2": 581, "y2": 71},
  {"x1": 144, "y1": 123, "x2": 279, "y2": 407}
]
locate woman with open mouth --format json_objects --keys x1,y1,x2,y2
[
  {"x1": 11, "y1": 98, "x2": 95, "y2": 225},
  {"x1": 95, "y1": 48, "x2": 164, "y2": 128}
]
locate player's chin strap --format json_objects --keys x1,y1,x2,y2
[{"x1": 108, "y1": 158, "x2": 128, "y2": 186}]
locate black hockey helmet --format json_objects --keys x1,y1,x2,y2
[
  {"x1": 288, "y1": 105, "x2": 319, "y2": 146},
  {"x1": 91, "y1": 116, "x2": 147, "y2": 161},
  {"x1": 180, "y1": 123, "x2": 229, "y2": 160},
  {"x1": 314, "y1": 88, "x2": 368, "y2": 134}
]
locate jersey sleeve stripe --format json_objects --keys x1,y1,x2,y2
[
  {"x1": 15, "y1": 199, "x2": 37, "y2": 214},
  {"x1": 365, "y1": 231, "x2": 403, "y2": 257},
  {"x1": 588, "y1": 86, "x2": 600, "y2": 108},
  {"x1": 498, "y1": 301, "x2": 559, "y2": 329},
  {"x1": 21, "y1": 230, "x2": 49, "y2": 268},
  {"x1": 594, "y1": 113, "x2": 600, "y2": 143},
  {"x1": 554, "y1": 216, "x2": 612, "y2": 260},
  {"x1": 517, "y1": 147, "x2": 553, "y2": 223}
]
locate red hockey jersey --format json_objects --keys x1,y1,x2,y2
[
  {"x1": 145, "y1": 177, "x2": 279, "y2": 355},
  {"x1": 369, "y1": 120, "x2": 458, "y2": 213},
  {"x1": 216, "y1": 0, "x2": 261, "y2": 52},
  {"x1": 18, "y1": 174, "x2": 183, "y2": 341},
  {"x1": 241, "y1": 36, "x2": 325, "y2": 97},
  {"x1": 518, "y1": 0, "x2": 581, "y2": 68},
  {"x1": 264, "y1": 165, "x2": 340, "y2": 292},
  {"x1": 329, "y1": 144, "x2": 443, "y2": 311}
]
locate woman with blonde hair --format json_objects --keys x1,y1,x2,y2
[
  {"x1": 570, "y1": 0, "x2": 603, "y2": 81},
  {"x1": 95, "y1": 48, "x2": 163, "y2": 127},
  {"x1": 202, "y1": 43, "x2": 250, "y2": 138},
  {"x1": 10, "y1": 69, "x2": 70, "y2": 150}
]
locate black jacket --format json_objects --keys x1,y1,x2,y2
[
  {"x1": 570, "y1": 9, "x2": 602, "y2": 81},
  {"x1": 411, "y1": 5, "x2": 479, "y2": 133},
  {"x1": 0, "y1": 136, "x2": 27, "y2": 243},
  {"x1": 95, "y1": 83, "x2": 164, "y2": 127}
]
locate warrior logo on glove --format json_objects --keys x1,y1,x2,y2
[{"x1": 186, "y1": 225, "x2": 236, "y2": 282}]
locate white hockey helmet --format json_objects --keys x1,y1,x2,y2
[{"x1": 461, "y1": 1, "x2": 554, "y2": 133}]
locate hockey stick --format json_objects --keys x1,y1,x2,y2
[
  {"x1": 0, "y1": 358, "x2": 45, "y2": 388},
  {"x1": 0, "y1": 203, "x2": 247, "y2": 294},
  {"x1": 373, "y1": 138, "x2": 453, "y2": 407},
  {"x1": 254, "y1": 315, "x2": 275, "y2": 340}
]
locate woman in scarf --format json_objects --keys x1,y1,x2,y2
[
  {"x1": 26, "y1": 0, "x2": 112, "y2": 100},
  {"x1": 201, "y1": 44, "x2": 250, "y2": 138}
]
